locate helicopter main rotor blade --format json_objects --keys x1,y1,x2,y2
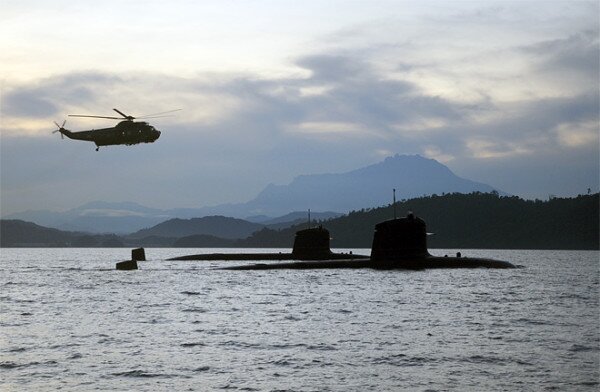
[
  {"x1": 137, "y1": 109, "x2": 182, "y2": 118},
  {"x1": 113, "y1": 108, "x2": 131, "y2": 119},
  {"x1": 66, "y1": 109, "x2": 180, "y2": 121},
  {"x1": 68, "y1": 114, "x2": 123, "y2": 120},
  {"x1": 136, "y1": 114, "x2": 177, "y2": 119}
]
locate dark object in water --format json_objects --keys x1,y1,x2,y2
[
  {"x1": 368, "y1": 213, "x2": 514, "y2": 269},
  {"x1": 292, "y1": 226, "x2": 332, "y2": 259},
  {"x1": 371, "y1": 213, "x2": 429, "y2": 261},
  {"x1": 116, "y1": 259, "x2": 138, "y2": 270},
  {"x1": 168, "y1": 226, "x2": 369, "y2": 262},
  {"x1": 132, "y1": 247, "x2": 146, "y2": 261},
  {"x1": 223, "y1": 213, "x2": 516, "y2": 270}
]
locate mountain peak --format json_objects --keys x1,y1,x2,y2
[
  {"x1": 377, "y1": 153, "x2": 447, "y2": 170},
  {"x1": 243, "y1": 154, "x2": 501, "y2": 216}
]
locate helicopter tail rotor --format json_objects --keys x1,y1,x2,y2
[{"x1": 52, "y1": 120, "x2": 67, "y2": 139}]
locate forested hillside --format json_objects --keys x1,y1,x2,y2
[{"x1": 271, "y1": 192, "x2": 599, "y2": 250}]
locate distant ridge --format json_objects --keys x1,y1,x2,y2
[{"x1": 2, "y1": 154, "x2": 501, "y2": 232}]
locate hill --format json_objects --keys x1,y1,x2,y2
[
  {"x1": 127, "y1": 216, "x2": 265, "y2": 239},
  {"x1": 0, "y1": 220, "x2": 124, "y2": 247}
]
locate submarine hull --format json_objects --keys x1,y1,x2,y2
[
  {"x1": 370, "y1": 256, "x2": 515, "y2": 270},
  {"x1": 221, "y1": 256, "x2": 516, "y2": 270}
]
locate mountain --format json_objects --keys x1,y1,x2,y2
[
  {"x1": 127, "y1": 216, "x2": 265, "y2": 240},
  {"x1": 194, "y1": 154, "x2": 502, "y2": 217},
  {"x1": 2, "y1": 154, "x2": 501, "y2": 232}
]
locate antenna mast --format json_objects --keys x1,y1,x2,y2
[{"x1": 393, "y1": 188, "x2": 397, "y2": 219}]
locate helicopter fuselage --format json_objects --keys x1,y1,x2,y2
[{"x1": 59, "y1": 121, "x2": 161, "y2": 148}]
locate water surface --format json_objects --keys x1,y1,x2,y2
[{"x1": 1, "y1": 248, "x2": 598, "y2": 391}]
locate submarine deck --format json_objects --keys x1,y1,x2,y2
[{"x1": 168, "y1": 252, "x2": 369, "y2": 261}]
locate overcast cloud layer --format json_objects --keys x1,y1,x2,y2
[{"x1": 1, "y1": 1, "x2": 598, "y2": 215}]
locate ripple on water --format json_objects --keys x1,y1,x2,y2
[
  {"x1": 371, "y1": 354, "x2": 434, "y2": 367},
  {"x1": 0, "y1": 360, "x2": 58, "y2": 369},
  {"x1": 7, "y1": 347, "x2": 28, "y2": 353},
  {"x1": 110, "y1": 369, "x2": 188, "y2": 379},
  {"x1": 181, "y1": 290, "x2": 202, "y2": 295},
  {"x1": 180, "y1": 342, "x2": 206, "y2": 347},
  {"x1": 569, "y1": 344, "x2": 596, "y2": 352},
  {"x1": 219, "y1": 340, "x2": 262, "y2": 349},
  {"x1": 182, "y1": 307, "x2": 208, "y2": 313}
]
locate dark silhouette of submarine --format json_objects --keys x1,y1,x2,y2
[
  {"x1": 168, "y1": 226, "x2": 369, "y2": 261},
  {"x1": 170, "y1": 213, "x2": 515, "y2": 270}
]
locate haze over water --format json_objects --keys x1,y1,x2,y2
[{"x1": 1, "y1": 248, "x2": 598, "y2": 391}]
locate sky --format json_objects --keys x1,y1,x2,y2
[{"x1": 1, "y1": 0, "x2": 598, "y2": 216}]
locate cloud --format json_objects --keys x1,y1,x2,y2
[
  {"x1": 2, "y1": 90, "x2": 57, "y2": 118},
  {"x1": 554, "y1": 120, "x2": 599, "y2": 148},
  {"x1": 2, "y1": 72, "x2": 122, "y2": 118},
  {"x1": 522, "y1": 30, "x2": 599, "y2": 78},
  {"x1": 466, "y1": 139, "x2": 532, "y2": 159}
]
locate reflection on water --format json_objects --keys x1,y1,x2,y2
[{"x1": 1, "y1": 248, "x2": 598, "y2": 391}]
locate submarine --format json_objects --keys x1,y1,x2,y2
[
  {"x1": 221, "y1": 213, "x2": 516, "y2": 270},
  {"x1": 168, "y1": 225, "x2": 369, "y2": 262}
]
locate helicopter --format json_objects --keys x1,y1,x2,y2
[{"x1": 52, "y1": 108, "x2": 180, "y2": 151}]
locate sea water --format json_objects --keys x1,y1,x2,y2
[{"x1": 1, "y1": 248, "x2": 598, "y2": 391}]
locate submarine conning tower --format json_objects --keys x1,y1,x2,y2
[
  {"x1": 370, "y1": 212, "x2": 431, "y2": 262},
  {"x1": 292, "y1": 226, "x2": 333, "y2": 260}
]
